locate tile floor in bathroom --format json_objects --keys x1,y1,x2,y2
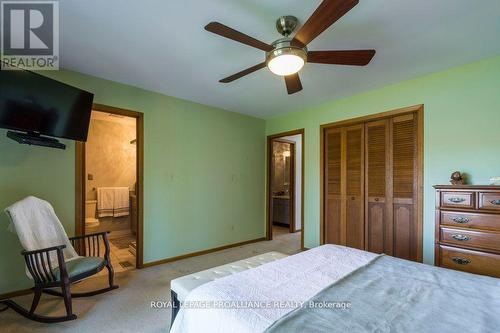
[
  {"x1": 109, "y1": 235, "x2": 136, "y2": 273},
  {"x1": 93, "y1": 233, "x2": 136, "y2": 277}
]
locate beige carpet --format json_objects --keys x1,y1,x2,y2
[{"x1": 0, "y1": 227, "x2": 300, "y2": 333}]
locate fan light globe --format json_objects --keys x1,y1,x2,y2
[
  {"x1": 266, "y1": 41, "x2": 307, "y2": 77},
  {"x1": 267, "y1": 54, "x2": 305, "y2": 76}
]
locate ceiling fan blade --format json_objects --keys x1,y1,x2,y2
[
  {"x1": 308, "y1": 50, "x2": 376, "y2": 66},
  {"x1": 219, "y1": 62, "x2": 267, "y2": 83},
  {"x1": 205, "y1": 22, "x2": 273, "y2": 52},
  {"x1": 284, "y1": 74, "x2": 303, "y2": 95},
  {"x1": 292, "y1": 0, "x2": 359, "y2": 47}
]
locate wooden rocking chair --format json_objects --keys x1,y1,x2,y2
[{"x1": 0, "y1": 196, "x2": 118, "y2": 323}]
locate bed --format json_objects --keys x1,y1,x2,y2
[{"x1": 170, "y1": 245, "x2": 500, "y2": 333}]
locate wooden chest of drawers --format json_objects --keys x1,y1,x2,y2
[{"x1": 434, "y1": 185, "x2": 500, "y2": 278}]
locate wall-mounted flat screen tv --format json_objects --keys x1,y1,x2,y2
[{"x1": 0, "y1": 69, "x2": 94, "y2": 142}]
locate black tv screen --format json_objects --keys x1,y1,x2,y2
[{"x1": 0, "y1": 69, "x2": 94, "y2": 141}]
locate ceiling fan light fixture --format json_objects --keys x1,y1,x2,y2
[
  {"x1": 207, "y1": 2, "x2": 375, "y2": 95},
  {"x1": 267, "y1": 53, "x2": 305, "y2": 76},
  {"x1": 266, "y1": 40, "x2": 307, "y2": 76}
]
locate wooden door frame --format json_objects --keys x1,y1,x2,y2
[
  {"x1": 273, "y1": 139, "x2": 296, "y2": 233},
  {"x1": 267, "y1": 129, "x2": 305, "y2": 250},
  {"x1": 320, "y1": 104, "x2": 424, "y2": 261},
  {"x1": 75, "y1": 103, "x2": 144, "y2": 268}
]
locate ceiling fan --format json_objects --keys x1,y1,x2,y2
[{"x1": 205, "y1": 0, "x2": 375, "y2": 95}]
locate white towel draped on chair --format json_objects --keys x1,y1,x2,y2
[
  {"x1": 4, "y1": 196, "x2": 80, "y2": 278},
  {"x1": 97, "y1": 187, "x2": 130, "y2": 218}
]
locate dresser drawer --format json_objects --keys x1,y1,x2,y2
[
  {"x1": 440, "y1": 227, "x2": 500, "y2": 252},
  {"x1": 440, "y1": 211, "x2": 500, "y2": 231},
  {"x1": 441, "y1": 191, "x2": 474, "y2": 209},
  {"x1": 439, "y1": 245, "x2": 500, "y2": 278},
  {"x1": 478, "y1": 192, "x2": 500, "y2": 211}
]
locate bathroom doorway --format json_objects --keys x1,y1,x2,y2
[
  {"x1": 267, "y1": 129, "x2": 304, "y2": 250},
  {"x1": 75, "y1": 104, "x2": 144, "y2": 270}
]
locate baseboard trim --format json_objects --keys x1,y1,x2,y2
[
  {"x1": 0, "y1": 288, "x2": 32, "y2": 300},
  {"x1": 142, "y1": 237, "x2": 267, "y2": 268},
  {"x1": 0, "y1": 237, "x2": 268, "y2": 297}
]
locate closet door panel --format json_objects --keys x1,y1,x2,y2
[
  {"x1": 325, "y1": 129, "x2": 342, "y2": 244},
  {"x1": 326, "y1": 197, "x2": 341, "y2": 244},
  {"x1": 394, "y1": 202, "x2": 414, "y2": 259},
  {"x1": 345, "y1": 125, "x2": 364, "y2": 249},
  {"x1": 392, "y1": 114, "x2": 417, "y2": 261},
  {"x1": 346, "y1": 197, "x2": 363, "y2": 248},
  {"x1": 367, "y1": 200, "x2": 384, "y2": 253},
  {"x1": 366, "y1": 120, "x2": 390, "y2": 254}
]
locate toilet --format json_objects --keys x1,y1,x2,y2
[{"x1": 85, "y1": 200, "x2": 100, "y2": 227}]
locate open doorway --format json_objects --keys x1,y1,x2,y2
[
  {"x1": 267, "y1": 129, "x2": 304, "y2": 250},
  {"x1": 76, "y1": 104, "x2": 144, "y2": 270}
]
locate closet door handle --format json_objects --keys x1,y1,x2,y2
[
  {"x1": 452, "y1": 216, "x2": 470, "y2": 224},
  {"x1": 451, "y1": 234, "x2": 470, "y2": 242},
  {"x1": 451, "y1": 257, "x2": 471, "y2": 265}
]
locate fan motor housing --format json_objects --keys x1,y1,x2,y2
[
  {"x1": 276, "y1": 15, "x2": 299, "y2": 37},
  {"x1": 266, "y1": 38, "x2": 308, "y2": 65}
]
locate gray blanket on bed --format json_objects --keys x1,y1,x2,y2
[{"x1": 265, "y1": 255, "x2": 500, "y2": 333}]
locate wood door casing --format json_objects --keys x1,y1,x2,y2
[
  {"x1": 266, "y1": 129, "x2": 305, "y2": 250},
  {"x1": 75, "y1": 103, "x2": 145, "y2": 268}
]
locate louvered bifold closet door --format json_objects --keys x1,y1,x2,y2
[
  {"x1": 391, "y1": 114, "x2": 418, "y2": 261},
  {"x1": 345, "y1": 125, "x2": 365, "y2": 249},
  {"x1": 365, "y1": 120, "x2": 392, "y2": 255},
  {"x1": 324, "y1": 128, "x2": 342, "y2": 244}
]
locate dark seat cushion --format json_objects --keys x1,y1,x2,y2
[{"x1": 54, "y1": 257, "x2": 105, "y2": 281}]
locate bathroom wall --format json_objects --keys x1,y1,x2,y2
[
  {"x1": 272, "y1": 141, "x2": 291, "y2": 193},
  {"x1": 85, "y1": 112, "x2": 137, "y2": 200}
]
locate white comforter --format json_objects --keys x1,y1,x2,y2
[{"x1": 170, "y1": 244, "x2": 378, "y2": 333}]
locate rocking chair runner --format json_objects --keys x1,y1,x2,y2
[{"x1": 0, "y1": 196, "x2": 118, "y2": 323}]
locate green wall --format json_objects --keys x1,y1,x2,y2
[
  {"x1": 266, "y1": 55, "x2": 500, "y2": 264},
  {"x1": 1, "y1": 55, "x2": 499, "y2": 294},
  {"x1": 0, "y1": 70, "x2": 266, "y2": 294}
]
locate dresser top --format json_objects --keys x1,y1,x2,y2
[{"x1": 434, "y1": 185, "x2": 500, "y2": 190}]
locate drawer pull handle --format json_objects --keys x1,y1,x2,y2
[
  {"x1": 452, "y1": 217, "x2": 470, "y2": 224},
  {"x1": 490, "y1": 199, "x2": 500, "y2": 205},
  {"x1": 451, "y1": 257, "x2": 471, "y2": 265},
  {"x1": 452, "y1": 234, "x2": 470, "y2": 241},
  {"x1": 449, "y1": 197, "x2": 466, "y2": 203}
]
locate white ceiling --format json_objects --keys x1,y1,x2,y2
[{"x1": 60, "y1": 0, "x2": 500, "y2": 119}]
